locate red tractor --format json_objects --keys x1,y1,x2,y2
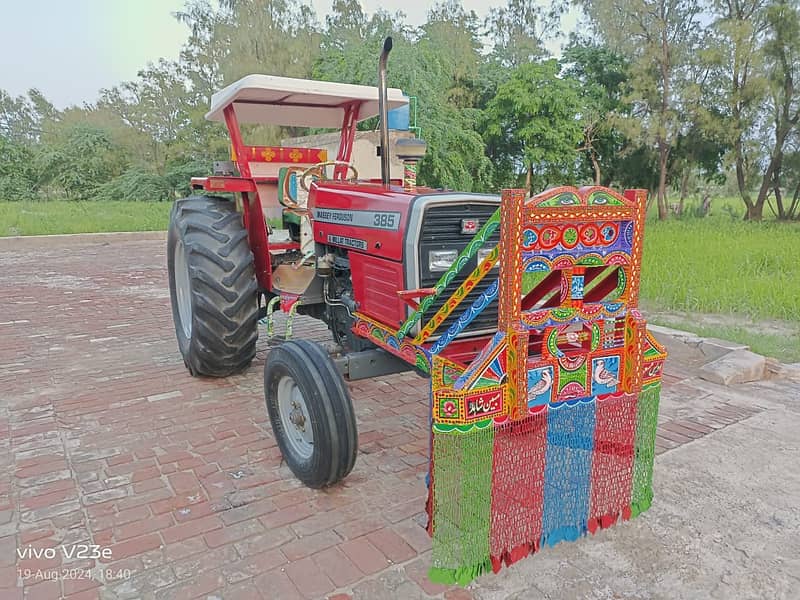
[
  {"x1": 167, "y1": 38, "x2": 489, "y2": 487},
  {"x1": 166, "y1": 36, "x2": 665, "y2": 525}
]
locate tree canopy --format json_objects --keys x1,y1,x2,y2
[{"x1": 2, "y1": 0, "x2": 799, "y2": 220}]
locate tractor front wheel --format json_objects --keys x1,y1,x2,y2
[
  {"x1": 264, "y1": 340, "x2": 358, "y2": 488},
  {"x1": 167, "y1": 195, "x2": 258, "y2": 377}
]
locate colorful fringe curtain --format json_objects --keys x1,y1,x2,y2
[{"x1": 428, "y1": 386, "x2": 661, "y2": 584}]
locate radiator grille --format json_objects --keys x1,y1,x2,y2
[{"x1": 417, "y1": 203, "x2": 501, "y2": 337}]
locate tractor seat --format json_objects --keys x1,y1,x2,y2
[
  {"x1": 277, "y1": 167, "x2": 309, "y2": 212},
  {"x1": 277, "y1": 167, "x2": 313, "y2": 256}
]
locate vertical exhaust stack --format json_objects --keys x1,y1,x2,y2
[{"x1": 378, "y1": 37, "x2": 392, "y2": 185}]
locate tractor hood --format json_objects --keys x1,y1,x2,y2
[{"x1": 308, "y1": 181, "x2": 500, "y2": 262}]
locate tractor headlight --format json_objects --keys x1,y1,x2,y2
[{"x1": 428, "y1": 249, "x2": 458, "y2": 272}]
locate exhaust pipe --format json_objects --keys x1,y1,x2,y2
[{"x1": 378, "y1": 36, "x2": 392, "y2": 185}]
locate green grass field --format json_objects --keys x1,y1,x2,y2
[
  {"x1": 2, "y1": 199, "x2": 798, "y2": 361},
  {"x1": 0, "y1": 201, "x2": 173, "y2": 236},
  {"x1": 641, "y1": 216, "x2": 799, "y2": 323},
  {"x1": 640, "y1": 212, "x2": 800, "y2": 362}
]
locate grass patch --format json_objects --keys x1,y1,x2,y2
[
  {"x1": 0, "y1": 201, "x2": 173, "y2": 236},
  {"x1": 640, "y1": 214, "x2": 800, "y2": 323},
  {"x1": 640, "y1": 205, "x2": 800, "y2": 361}
]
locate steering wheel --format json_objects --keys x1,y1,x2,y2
[{"x1": 299, "y1": 161, "x2": 359, "y2": 191}]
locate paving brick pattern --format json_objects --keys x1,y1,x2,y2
[{"x1": 0, "y1": 234, "x2": 765, "y2": 600}]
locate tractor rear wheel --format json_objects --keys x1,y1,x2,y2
[
  {"x1": 264, "y1": 340, "x2": 358, "y2": 488},
  {"x1": 167, "y1": 195, "x2": 258, "y2": 377}
]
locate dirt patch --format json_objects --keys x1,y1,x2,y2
[{"x1": 642, "y1": 308, "x2": 799, "y2": 339}]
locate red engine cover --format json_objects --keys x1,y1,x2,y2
[
  {"x1": 309, "y1": 181, "x2": 423, "y2": 327},
  {"x1": 348, "y1": 254, "x2": 407, "y2": 328},
  {"x1": 309, "y1": 181, "x2": 417, "y2": 261}
]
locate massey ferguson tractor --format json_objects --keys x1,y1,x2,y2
[{"x1": 168, "y1": 38, "x2": 665, "y2": 583}]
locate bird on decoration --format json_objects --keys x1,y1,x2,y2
[
  {"x1": 592, "y1": 359, "x2": 619, "y2": 387},
  {"x1": 528, "y1": 369, "x2": 553, "y2": 399}
]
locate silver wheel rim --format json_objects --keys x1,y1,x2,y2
[
  {"x1": 277, "y1": 375, "x2": 314, "y2": 460},
  {"x1": 174, "y1": 239, "x2": 192, "y2": 339}
]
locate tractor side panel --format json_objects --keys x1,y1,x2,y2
[{"x1": 349, "y1": 254, "x2": 407, "y2": 329}]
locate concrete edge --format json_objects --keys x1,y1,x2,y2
[
  {"x1": 0, "y1": 230, "x2": 168, "y2": 239},
  {"x1": 647, "y1": 323, "x2": 798, "y2": 385},
  {"x1": 0, "y1": 231, "x2": 168, "y2": 245}
]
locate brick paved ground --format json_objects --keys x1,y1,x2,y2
[{"x1": 0, "y1": 233, "x2": 797, "y2": 600}]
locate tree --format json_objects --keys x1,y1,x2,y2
[
  {"x1": 173, "y1": 1, "x2": 233, "y2": 165},
  {"x1": 483, "y1": 59, "x2": 584, "y2": 193},
  {"x1": 216, "y1": 0, "x2": 321, "y2": 82},
  {"x1": 176, "y1": 0, "x2": 227, "y2": 105},
  {"x1": 753, "y1": 0, "x2": 800, "y2": 220},
  {"x1": 485, "y1": 0, "x2": 558, "y2": 68},
  {"x1": 579, "y1": 0, "x2": 702, "y2": 219},
  {"x1": 706, "y1": 0, "x2": 770, "y2": 220},
  {"x1": 420, "y1": 1, "x2": 483, "y2": 109},
  {"x1": 36, "y1": 124, "x2": 127, "y2": 199},
  {"x1": 414, "y1": 2, "x2": 493, "y2": 189},
  {"x1": 668, "y1": 121, "x2": 728, "y2": 215},
  {"x1": 99, "y1": 59, "x2": 191, "y2": 172},
  {"x1": 321, "y1": 0, "x2": 369, "y2": 51},
  {"x1": 313, "y1": 6, "x2": 407, "y2": 94},
  {"x1": 0, "y1": 136, "x2": 38, "y2": 200},
  {"x1": 0, "y1": 88, "x2": 55, "y2": 143},
  {"x1": 562, "y1": 38, "x2": 631, "y2": 185},
  {"x1": 312, "y1": 3, "x2": 492, "y2": 191}
]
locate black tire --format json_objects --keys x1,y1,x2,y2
[
  {"x1": 264, "y1": 340, "x2": 358, "y2": 488},
  {"x1": 167, "y1": 195, "x2": 258, "y2": 377}
]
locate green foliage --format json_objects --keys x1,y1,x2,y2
[
  {"x1": 670, "y1": 123, "x2": 729, "y2": 186},
  {"x1": 165, "y1": 160, "x2": 212, "y2": 197},
  {"x1": 578, "y1": 0, "x2": 703, "y2": 218},
  {"x1": 562, "y1": 38, "x2": 635, "y2": 186},
  {"x1": 752, "y1": 0, "x2": 800, "y2": 219},
  {"x1": 419, "y1": 106, "x2": 493, "y2": 191},
  {"x1": 1, "y1": 91, "x2": 36, "y2": 142},
  {"x1": 216, "y1": 0, "x2": 322, "y2": 81},
  {"x1": 483, "y1": 59, "x2": 584, "y2": 191},
  {"x1": 311, "y1": 1, "x2": 492, "y2": 191},
  {"x1": 36, "y1": 125, "x2": 127, "y2": 200},
  {"x1": 485, "y1": 0, "x2": 554, "y2": 68},
  {"x1": 94, "y1": 168, "x2": 173, "y2": 202},
  {"x1": 0, "y1": 137, "x2": 38, "y2": 200},
  {"x1": 99, "y1": 59, "x2": 191, "y2": 170}
]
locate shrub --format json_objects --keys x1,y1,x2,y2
[{"x1": 94, "y1": 168, "x2": 172, "y2": 202}]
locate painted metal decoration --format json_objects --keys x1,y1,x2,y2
[{"x1": 353, "y1": 186, "x2": 666, "y2": 585}]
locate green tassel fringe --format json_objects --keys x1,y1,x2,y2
[{"x1": 429, "y1": 558, "x2": 493, "y2": 586}]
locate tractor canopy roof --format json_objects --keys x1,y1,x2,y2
[{"x1": 206, "y1": 75, "x2": 408, "y2": 128}]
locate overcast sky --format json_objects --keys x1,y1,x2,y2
[{"x1": 0, "y1": 0, "x2": 578, "y2": 109}]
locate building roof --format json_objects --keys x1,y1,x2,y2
[{"x1": 206, "y1": 74, "x2": 408, "y2": 128}]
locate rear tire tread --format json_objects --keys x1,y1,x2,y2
[{"x1": 168, "y1": 195, "x2": 258, "y2": 377}]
